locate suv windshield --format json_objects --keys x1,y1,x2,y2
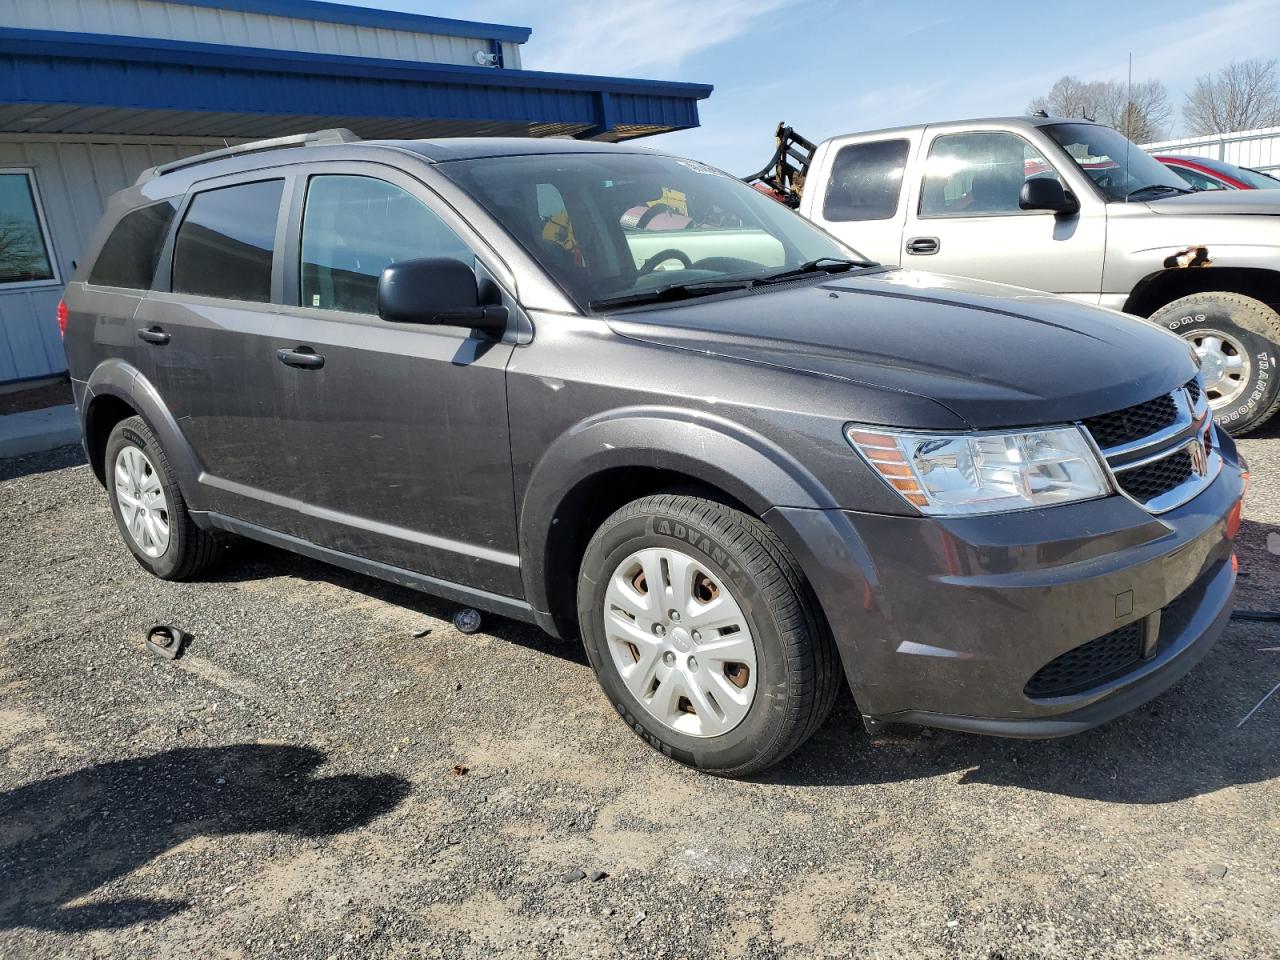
[
  {"x1": 437, "y1": 152, "x2": 866, "y2": 310},
  {"x1": 1044, "y1": 123, "x2": 1190, "y2": 202}
]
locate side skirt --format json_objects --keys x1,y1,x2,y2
[{"x1": 196, "y1": 511, "x2": 540, "y2": 626}]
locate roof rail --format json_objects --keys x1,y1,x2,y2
[{"x1": 136, "y1": 128, "x2": 362, "y2": 184}]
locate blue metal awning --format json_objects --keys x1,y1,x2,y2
[{"x1": 0, "y1": 28, "x2": 713, "y2": 142}]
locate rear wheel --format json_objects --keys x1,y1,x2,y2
[
  {"x1": 577, "y1": 492, "x2": 840, "y2": 776},
  {"x1": 105, "y1": 416, "x2": 225, "y2": 580},
  {"x1": 1149, "y1": 292, "x2": 1280, "y2": 436}
]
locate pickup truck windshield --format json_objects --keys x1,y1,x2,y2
[
  {"x1": 437, "y1": 152, "x2": 864, "y2": 311},
  {"x1": 1043, "y1": 123, "x2": 1190, "y2": 202}
]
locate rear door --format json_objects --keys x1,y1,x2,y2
[
  {"x1": 268, "y1": 163, "x2": 521, "y2": 595},
  {"x1": 803, "y1": 133, "x2": 917, "y2": 266},
  {"x1": 900, "y1": 128, "x2": 1106, "y2": 299},
  {"x1": 135, "y1": 174, "x2": 292, "y2": 528}
]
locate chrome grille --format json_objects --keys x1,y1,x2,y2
[{"x1": 1083, "y1": 376, "x2": 1218, "y2": 514}]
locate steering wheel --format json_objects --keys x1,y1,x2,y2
[{"x1": 638, "y1": 248, "x2": 694, "y2": 275}]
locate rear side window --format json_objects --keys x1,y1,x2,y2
[
  {"x1": 172, "y1": 179, "x2": 284, "y2": 302},
  {"x1": 300, "y1": 175, "x2": 472, "y2": 315},
  {"x1": 89, "y1": 199, "x2": 178, "y2": 289},
  {"x1": 823, "y1": 139, "x2": 909, "y2": 221}
]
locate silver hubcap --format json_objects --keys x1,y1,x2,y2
[
  {"x1": 603, "y1": 547, "x2": 757, "y2": 738},
  {"x1": 114, "y1": 446, "x2": 170, "y2": 558},
  {"x1": 1187, "y1": 330, "x2": 1251, "y2": 408}
]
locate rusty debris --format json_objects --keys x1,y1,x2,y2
[{"x1": 1163, "y1": 245, "x2": 1212, "y2": 269}]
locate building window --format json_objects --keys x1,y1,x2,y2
[{"x1": 0, "y1": 170, "x2": 56, "y2": 286}]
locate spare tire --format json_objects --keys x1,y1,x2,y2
[{"x1": 1149, "y1": 291, "x2": 1280, "y2": 436}]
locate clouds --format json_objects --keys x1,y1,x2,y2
[{"x1": 520, "y1": 0, "x2": 795, "y2": 78}]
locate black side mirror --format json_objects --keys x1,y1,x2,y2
[
  {"x1": 1019, "y1": 178, "x2": 1079, "y2": 216},
  {"x1": 376, "y1": 257, "x2": 508, "y2": 336}
]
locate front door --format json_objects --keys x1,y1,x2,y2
[
  {"x1": 269, "y1": 169, "x2": 521, "y2": 596},
  {"x1": 901, "y1": 129, "x2": 1105, "y2": 301}
]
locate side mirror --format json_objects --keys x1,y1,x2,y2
[
  {"x1": 376, "y1": 257, "x2": 508, "y2": 336},
  {"x1": 1019, "y1": 177, "x2": 1079, "y2": 216}
]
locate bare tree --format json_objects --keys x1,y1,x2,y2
[
  {"x1": 1183, "y1": 58, "x2": 1280, "y2": 135},
  {"x1": 0, "y1": 216, "x2": 42, "y2": 280},
  {"x1": 1108, "y1": 80, "x2": 1172, "y2": 143},
  {"x1": 1028, "y1": 76, "x2": 1110, "y2": 121},
  {"x1": 1028, "y1": 75, "x2": 1171, "y2": 142}
]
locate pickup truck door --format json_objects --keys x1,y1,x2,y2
[
  {"x1": 801, "y1": 131, "x2": 919, "y2": 267},
  {"x1": 900, "y1": 128, "x2": 1106, "y2": 302}
]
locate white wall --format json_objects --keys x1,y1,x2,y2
[
  {"x1": 0, "y1": 135, "x2": 217, "y2": 382},
  {"x1": 0, "y1": 0, "x2": 523, "y2": 69},
  {"x1": 1143, "y1": 126, "x2": 1280, "y2": 173}
]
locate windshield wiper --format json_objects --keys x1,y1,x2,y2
[
  {"x1": 752, "y1": 257, "x2": 871, "y2": 285},
  {"x1": 589, "y1": 278, "x2": 758, "y2": 311},
  {"x1": 588, "y1": 258, "x2": 874, "y2": 311},
  {"x1": 1125, "y1": 184, "x2": 1193, "y2": 201}
]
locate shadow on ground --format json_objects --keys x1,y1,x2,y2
[
  {"x1": 210, "y1": 540, "x2": 588, "y2": 666},
  {"x1": 0, "y1": 745, "x2": 410, "y2": 933}
]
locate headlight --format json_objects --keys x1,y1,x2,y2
[{"x1": 846, "y1": 425, "x2": 1111, "y2": 516}]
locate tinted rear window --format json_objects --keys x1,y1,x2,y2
[
  {"x1": 823, "y1": 139, "x2": 909, "y2": 221},
  {"x1": 172, "y1": 179, "x2": 284, "y2": 302},
  {"x1": 88, "y1": 199, "x2": 178, "y2": 289}
]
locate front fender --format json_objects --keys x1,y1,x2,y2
[
  {"x1": 84, "y1": 359, "x2": 204, "y2": 503},
  {"x1": 518, "y1": 405, "x2": 838, "y2": 620}
]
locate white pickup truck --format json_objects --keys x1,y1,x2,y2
[{"x1": 748, "y1": 116, "x2": 1280, "y2": 434}]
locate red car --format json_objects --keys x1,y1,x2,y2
[{"x1": 1156, "y1": 154, "x2": 1280, "y2": 190}]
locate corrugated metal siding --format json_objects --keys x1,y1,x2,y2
[
  {"x1": 0, "y1": 136, "x2": 212, "y2": 381},
  {"x1": 1142, "y1": 126, "x2": 1280, "y2": 173},
  {"x1": 0, "y1": 0, "x2": 522, "y2": 69}
]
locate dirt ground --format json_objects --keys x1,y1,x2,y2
[{"x1": 1, "y1": 426, "x2": 1278, "y2": 960}]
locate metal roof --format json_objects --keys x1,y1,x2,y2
[
  {"x1": 171, "y1": 0, "x2": 534, "y2": 42},
  {"x1": 0, "y1": 26, "x2": 712, "y2": 142}
]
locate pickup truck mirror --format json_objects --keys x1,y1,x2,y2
[
  {"x1": 1019, "y1": 178, "x2": 1079, "y2": 216},
  {"x1": 376, "y1": 257, "x2": 508, "y2": 335}
]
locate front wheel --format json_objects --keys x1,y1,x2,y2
[
  {"x1": 577, "y1": 492, "x2": 840, "y2": 777},
  {"x1": 1149, "y1": 292, "x2": 1280, "y2": 436}
]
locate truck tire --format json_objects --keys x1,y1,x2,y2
[
  {"x1": 105, "y1": 416, "x2": 226, "y2": 580},
  {"x1": 1149, "y1": 292, "x2": 1280, "y2": 436},
  {"x1": 577, "y1": 492, "x2": 840, "y2": 777}
]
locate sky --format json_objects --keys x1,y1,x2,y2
[{"x1": 351, "y1": 0, "x2": 1280, "y2": 174}]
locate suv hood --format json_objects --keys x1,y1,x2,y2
[
  {"x1": 1145, "y1": 189, "x2": 1280, "y2": 215},
  {"x1": 606, "y1": 270, "x2": 1196, "y2": 430}
]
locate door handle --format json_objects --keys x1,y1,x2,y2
[
  {"x1": 137, "y1": 326, "x2": 170, "y2": 345},
  {"x1": 905, "y1": 236, "x2": 940, "y2": 256},
  {"x1": 276, "y1": 347, "x2": 325, "y2": 370}
]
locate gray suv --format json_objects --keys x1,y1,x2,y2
[{"x1": 62, "y1": 131, "x2": 1247, "y2": 776}]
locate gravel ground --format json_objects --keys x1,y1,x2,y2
[{"x1": 1, "y1": 429, "x2": 1278, "y2": 960}]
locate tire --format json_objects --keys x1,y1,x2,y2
[
  {"x1": 104, "y1": 416, "x2": 225, "y2": 580},
  {"x1": 576, "y1": 492, "x2": 840, "y2": 777},
  {"x1": 1149, "y1": 292, "x2": 1280, "y2": 436}
]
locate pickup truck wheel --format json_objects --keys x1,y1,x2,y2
[
  {"x1": 577, "y1": 493, "x2": 840, "y2": 777},
  {"x1": 1149, "y1": 292, "x2": 1280, "y2": 436},
  {"x1": 105, "y1": 416, "x2": 226, "y2": 580}
]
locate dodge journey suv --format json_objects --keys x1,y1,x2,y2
[{"x1": 62, "y1": 131, "x2": 1247, "y2": 776}]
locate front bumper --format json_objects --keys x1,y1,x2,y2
[{"x1": 768, "y1": 429, "x2": 1247, "y2": 737}]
